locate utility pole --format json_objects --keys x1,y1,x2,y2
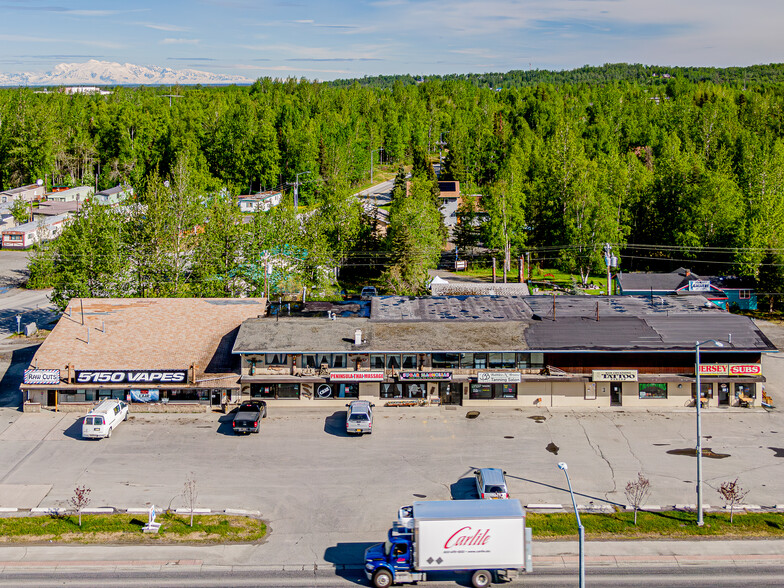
[
  {"x1": 294, "y1": 171, "x2": 311, "y2": 209},
  {"x1": 604, "y1": 243, "x2": 618, "y2": 295}
]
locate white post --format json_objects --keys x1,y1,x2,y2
[{"x1": 558, "y1": 462, "x2": 584, "y2": 588}]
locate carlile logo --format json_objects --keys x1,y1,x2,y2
[{"x1": 443, "y1": 526, "x2": 491, "y2": 549}]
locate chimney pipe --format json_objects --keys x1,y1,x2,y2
[{"x1": 354, "y1": 329, "x2": 362, "y2": 345}]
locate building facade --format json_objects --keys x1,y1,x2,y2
[{"x1": 23, "y1": 295, "x2": 773, "y2": 411}]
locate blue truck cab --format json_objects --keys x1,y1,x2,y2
[{"x1": 364, "y1": 499, "x2": 531, "y2": 588}]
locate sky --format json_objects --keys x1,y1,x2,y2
[{"x1": 0, "y1": 0, "x2": 781, "y2": 81}]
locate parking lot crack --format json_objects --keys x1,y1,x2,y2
[{"x1": 576, "y1": 416, "x2": 617, "y2": 499}]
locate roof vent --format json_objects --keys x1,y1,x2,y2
[{"x1": 354, "y1": 329, "x2": 362, "y2": 345}]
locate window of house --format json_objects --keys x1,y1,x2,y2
[
  {"x1": 739, "y1": 290, "x2": 751, "y2": 299},
  {"x1": 302, "y1": 355, "x2": 318, "y2": 369},
  {"x1": 432, "y1": 353, "x2": 460, "y2": 369},
  {"x1": 386, "y1": 354, "x2": 401, "y2": 369},
  {"x1": 370, "y1": 354, "x2": 385, "y2": 369},
  {"x1": 265, "y1": 353, "x2": 287, "y2": 366},
  {"x1": 332, "y1": 354, "x2": 347, "y2": 369},
  {"x1": 638, "y1": 383, "x2": 667, "y2": 399},
  {"x1": 461, "y1": 353, "x2": 487, "y2": 369},
  {"x1": 488, "y1": 352, "x2": 515, "y2": 369},
  {"x1": 402, "y1": 354, "x2": 417, "y2": 369},
  {"x1": 529, "y1": 353, "x2": 544, "y2": 369}
]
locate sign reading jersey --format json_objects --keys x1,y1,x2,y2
[{"x1": 75, "y1": 370, "x2": 188, "y2": 384}]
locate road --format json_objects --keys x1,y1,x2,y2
[
  {"x1": 355, "y1": 179, "x2": 394, "y2": 225},
  {"x1": 1, "y1": 564, "x2": 783, "y2": 587}
]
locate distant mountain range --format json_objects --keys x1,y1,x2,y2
[{"x1": 0, "y1": 60, "x2": 252, "y2": 86}]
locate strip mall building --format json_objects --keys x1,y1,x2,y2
[{"x1": 22, "y1": 295, "x2": 774, "y2": 410}]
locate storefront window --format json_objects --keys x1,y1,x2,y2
[
  {"x1": 251, "y1": 384, "x2": 275, "y2": 399},
  {"x1": 469, "y1": 383, "x2": 517, "y2": 399},
  {"x1": 461, "y1": 353, "x2": 487, "y2": 369},
  {"x1": 370, "y1": 354, "x2": 385, "y2": 369},
  {"x1": 516, "y1": 353, "x2": 529, "y2": 369},
  {"x1": 639, "y1": 383, "x2": 667, "y2": 399},
  {"x1": 488, "y1": 353, "x2": 515, "y2": 369},
  {"x1": 315, "y1": 383, "x2": 359, "y2": 399},
  {"x1": 332, "y1": 354, "x2": 347, "y2": 369},
  {"x1": 166, "y1": 389, "x2": 202, "y2": 402},
  {"x1": 266, "y1": 353, "x2": 287, "y2": 365},
  {"x1": 404, "y1": 383, "x2": 427, "y2": 398},
  {"x1": 402, "y1": 354, "x2": 417, "y2": 369},
  {"x1": 432, "y1": 353, "x2": 460, "y2": 369},
  {"x1": 386, "y1": 355, "x2": 401, "y2": 369},
  {"x1": 691, "y1": 383, "x2": 714, "y2": 399},
  {"x1": 529, "y1": 353, "x2": 544, "y2": 369},
  {"x1": 734, "y1": 383, "x2": 755, "y2": 399},
  {"x1": 381, "y1": 383, "x2": 403, "y2": 398},
  {"x1": 276, "y1": 383, "x2": 300, "y2": 398}
]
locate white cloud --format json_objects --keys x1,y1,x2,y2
[
  {"x1": 161, "y1": 38, "x2": 201, "y2": 45},
  {"x1": 136, "y1": 22, "x2": 189, "y2": 32}
]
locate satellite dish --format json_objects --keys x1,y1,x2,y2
[{"x1": 36, "y1": 179, "x2": 43, "y2": 187}]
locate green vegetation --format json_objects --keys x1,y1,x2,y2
[
  {"x1": 528, "y1": 511, "x2": 784, "y2": 539},
  {"x1": 3, "y1": 63, "x2": 784, "y2": 302},
  {"x1": 0, "y1": 513, "x2": 266, "y2": 544},
  {"x1": 453, "y1": 265, "x2": 609, "y2": 294}
]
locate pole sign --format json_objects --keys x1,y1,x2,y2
[
  {"x1": 477, "y1": 372, "x2": 522, "y2": 384},
  {"x1": 75, "y1": 370, "x2": 188, "y2": 384},
  {"x1": 399, "y1": 371, "x2": 452, "y2": 381},
  {"x1": 592, "y1": 370, "x2": 638, "y2": 382},
  {"x1": 23, "y1": 369, "x2": 60, "y2": 385},
  {"x1": 330, "y1": 371, "x2": 385, "y2": 381}
]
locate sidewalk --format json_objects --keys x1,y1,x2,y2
[{"x1": 0, "y1": 539, "x2": 782, "y2": 571}]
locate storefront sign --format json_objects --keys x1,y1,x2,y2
[
  {"x1": 592, "y1": 370, "x2": 638, "y2": 382},
  {"x1": 399, "y1": 371, "x2": 451, "y2": 381},
  {"x1": 688, "y1": 280, "x2": 712, "y2": 292},
  {"x1": 330, "y1": 371, "x2": 385, "y2": 381},
  {"x1": 316, "y1": 384, "x2": 333, "y2": 398},
  {"x1": 130, "y1": 389, "x2": 160, "y2": 402},
  {"x1": 477, "y1": 372, "x2": 522, "y2": 384},
  {"x1": 729, "y1": 364, "x2": 762, "y2": 376},
  {"x1": 23, "y1": 369, "x2": 60, "y2": 385},
  {"x1": 698, "y1": 364, "x2": 729, "y2": 376},
  {"x1": 74, "y1": 370, "x2": 188, "y2": 384}
]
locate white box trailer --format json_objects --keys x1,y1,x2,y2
[{"x1": 365, "y1": 499, "x2": 532, "y2": 588}]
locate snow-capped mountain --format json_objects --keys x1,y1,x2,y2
[{"x1": 0, "y1": 60, "x2": 252, "y2": 86}]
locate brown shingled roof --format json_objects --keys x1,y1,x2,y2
[{"x1": 29, "y1": 298, "x2": 267, "y2": 381}]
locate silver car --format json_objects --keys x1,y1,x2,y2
[
  {"x1": 474, "y1": 467, "x2": 509, "y2": 499},
  {"x1": 346, "y1": 400, "x2": 374, "y2": 435}
]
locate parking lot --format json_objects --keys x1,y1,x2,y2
[{"x1": 0, "y1": 403, "x2": 782, "y2": 566}]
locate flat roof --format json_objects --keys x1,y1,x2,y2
[{"x1": 27, "y1": 298, "x2": 267, "y2": 384}]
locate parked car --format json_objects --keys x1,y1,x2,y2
[
  {"x1": 474, "y1": 467, "x2": 509, "y2": 499},
  {"x1": 346, "y1": 400, "x2": 374, "y2": 434},
  {"x1": 232, "y1": 400, "x2": 267, "y2": 434},
  {"x1": 82, "y1": 399, "x2": 129, "y2": 439},
  {"x1": 360, "y1": 286, "x2": 378, "y2": 300}
]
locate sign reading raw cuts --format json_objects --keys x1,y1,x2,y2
[
  {"x1": 75, "y1": 370, "x2": 188, "y2": 384},
  {"x1": 23, "y1": 369, "x2": 61, "y2": 385}
]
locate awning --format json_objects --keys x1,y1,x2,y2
[{"x1": 240, "y1": 375, "x2": 327, "y2": 384}]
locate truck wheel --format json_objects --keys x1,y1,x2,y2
[
  {"x1": 373, "y1": 569, "x2": 393, "y2": 588},
  {"x1": 471, "y1": 569, "x2": 492, "y2": 588}
]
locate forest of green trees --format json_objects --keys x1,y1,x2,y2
[{"x1": 2, "y1": 63, "x2": 784, "y2": 308}]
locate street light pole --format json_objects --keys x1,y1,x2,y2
[
  {"x1": 557, "y1": 462, "x2": 584, "y2": 588},
  {"x1": 294, "y1": 171, "x2": 311, "y2": 209},
  {"x1": 695, "y1": 338, "x2": 724, "y2": 526}
]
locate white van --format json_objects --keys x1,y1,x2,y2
[{"x1": 82, "y1": 399, "x2": 129, "y2": 439}]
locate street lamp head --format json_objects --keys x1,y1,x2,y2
[{"x1": 557, "y1": 462, "x2": 568, "y2": 471}]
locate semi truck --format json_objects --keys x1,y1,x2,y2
[{"x1": 364, "y1": 499, "x2": 532, "y2": 588}]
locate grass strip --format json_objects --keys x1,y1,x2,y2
[
  {"x1": 0, "y1": 513, "x2": 266, "y2": 544},
  {"x1": 529, "y1": 511, "x2": 784, "y2": 539}
]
